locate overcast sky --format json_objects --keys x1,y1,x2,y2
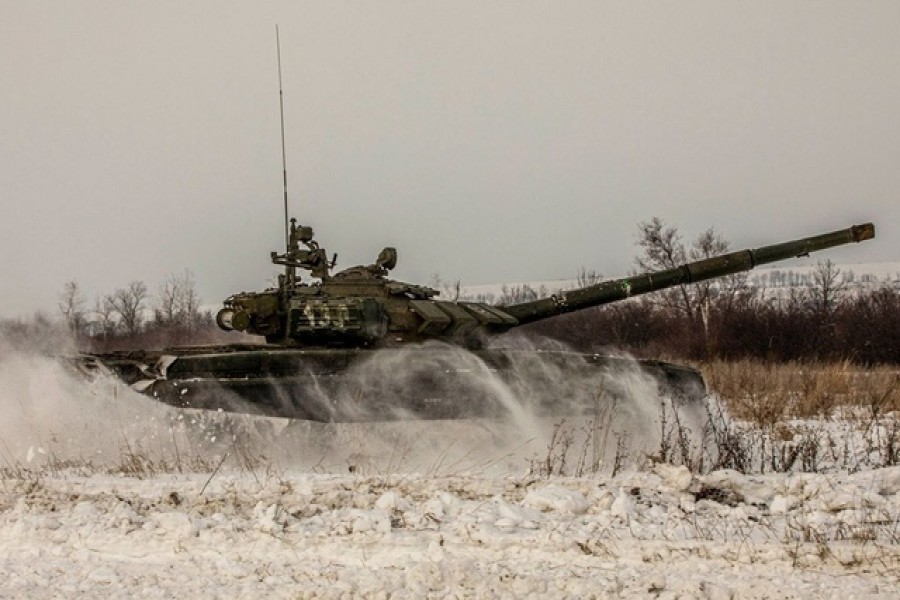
[{"x1": 2, "y1": 2, "x2": 898, "y2": 319}]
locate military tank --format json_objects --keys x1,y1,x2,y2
[{"x1": 80, "y1": 220, "x2": 875, "y2": 422}]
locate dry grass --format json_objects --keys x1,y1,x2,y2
[
  {"x1": 698, "y1": 360, "x2": 900, "y2": 474},
  {"x1": 703, "y1": 360, "x2": 900, "y2": 423},
  {"x1": 529, "y1": 360, "x2": 900, "y2": 478}
]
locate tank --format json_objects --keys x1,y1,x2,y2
[{"x1": 80, "y1": 221, "x2": 875, "y2": 421}]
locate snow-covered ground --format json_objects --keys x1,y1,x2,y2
[
  {"x1": 3, "y1": 467, "x2": 898, "y2": 599},
  {"x1": 1, "y1": 345, "x2": 898, "y2": 598}
]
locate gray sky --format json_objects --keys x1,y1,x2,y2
[{"x1": 2, "y1": 2, "x2": 898, "y2": 319}]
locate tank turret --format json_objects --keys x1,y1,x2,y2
[{"x1": 217, "y1": 221, "x2": 875, "y2": 348}]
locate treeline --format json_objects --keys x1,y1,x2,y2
[
  {"x1": 521, "y1": 283, "x2": 900, "y2": 365},
  {"x1": 506, "y1": 218, "x2": 900, "y2": 365},
  {"x1": 5, "y1": 218, "x2": 898, "y2": 364},
  {"x1": 44, "y1": 270, "x2": 232, "y2": 352}
]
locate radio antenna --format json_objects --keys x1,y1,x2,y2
[{"x1": 276, "y1": 25, "x2": 289, "y2": 253}]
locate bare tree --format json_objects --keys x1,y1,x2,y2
[
  {"x1": 691, "y1": 226, "x2": 750, "y2": 313},
  {"x1": 635, "y1": 218, "x2": 690, "y2": 319},
  {"x1": 156, "y1": 276, "x2": 180, "y2": 325},
  {"x1": 176, "y1": 271, "x2": 201, "y2": 332},
  {"x1": 576, "y1": 266, "x2": 603, "y2": 287},
  {"x1": 155, "y1": 270, "x2": 201, "y2": 331},
  {"x1": 810, "y1": 259, "x2": 845, "y2": 313},
  {"x1": 635, "y1": 218, "x2": 734, "y2": 325},
  {"x1": 93, "y1": 295, "x2": 118, "y2": 338},
  {"x1": 58, "y1": 280, "x2": 86, "y2": 334},
  {"x1": 634, "y1": 218, "x2": 740, "y2": 358},
  {"x1": 110, "y1": 280, "x2": 148, "y2": 336},
  {"x1": 498, "y1": 283, "x2": 548, "y2": 305}
]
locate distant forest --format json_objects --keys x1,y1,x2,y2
[
  {"x1": 466, "y1": 219, "x2": 900, "y2": 365},
  {"x1": 519, "y1": 280, "x2": 900, "y2": 365},
  {"x1": 3, "y1": 219, "x2": 898, "y2": 365}
]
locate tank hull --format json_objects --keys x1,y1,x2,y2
[{"x1": 78, "y1": 345, "x2": 705, "y2": 422}]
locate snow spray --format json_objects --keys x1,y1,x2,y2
[{"x1": 0, "y1": 332, "x2": 711, "y2": 476}]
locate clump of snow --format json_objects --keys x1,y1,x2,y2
[
  {"x1": 523, "y1": 484, "x2": 590, "y2": 515},
  {"x1": 653, "y1": 462, "x2": 694, "y2": 492}
]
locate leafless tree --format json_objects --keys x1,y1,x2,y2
[
  {"x1": 155, "y1": 270, "x2": 201, "y2": 331},
  {"x1": 156, "y1": 277, "x2": 179, "y2": 325},
  {"x1": 810, "y1": 259, "x2": 846, "y2": 313},
  {"x1": 178, "y1": 272, "x2": 201, "y2": 332},
  {"x1": 635, "y1": 217, "x2": 687, "y2": 271},
  {"x1": 498, "y1": 283, "x2": 547, "y2": 305},
  {"x1": 58, "y1": 280, "x2": 86, "y2": 334},
  {"x1": 110, "y1": 280, "x2": 148, "y2": 336},
  {"x1": 576, "y1": 267, "x2": 603, "y2": 287},
  {"x1": 93, "y1": 295, "x2": 118, "y2": 338},
  {"x1": 635, "y1": 218, "x2": 691, "y2": 320},
  {"x1": 635, "y1": 218, "x2": 735, "y2": 325},
  {"x1": 634, "y1": 218, "x2": 743, "y2": 358}
]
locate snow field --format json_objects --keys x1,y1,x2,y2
[{"x1": 1, "y1": 466, "x2": 898, "y2": 598}]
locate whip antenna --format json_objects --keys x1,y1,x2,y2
[{"x1": 276, "y1": 25, "x2": 289, "y2": 252}]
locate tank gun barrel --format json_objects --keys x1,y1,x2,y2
[{"x1": 503, "y1": 222, "x2": 875, "y2": 325}]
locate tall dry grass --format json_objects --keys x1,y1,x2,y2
[
  {"x1": 703, "y1": 360, "x2": 900, "y2": 423},
  {"x1": 531, "y1": 360, "x2": 900, "y2": 478},
  {"x1": 699, "y1": 360, "x2": 899, "y2": 473}
]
